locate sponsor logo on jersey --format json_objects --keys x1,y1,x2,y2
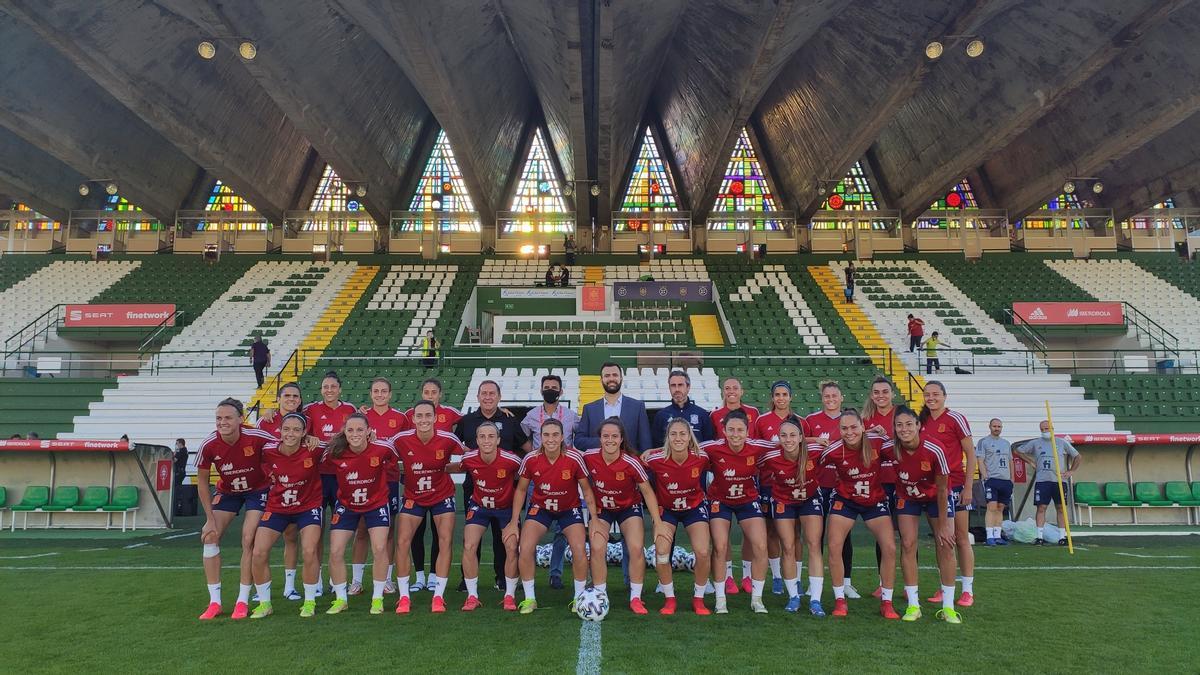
[
  {"x1": 219, "y1": 462, "x2": 234, "y2": 472},
  {"x1": 346, "y1": 472, "x2": 359, "y2": 480},
  {"x1": 278, "y1": 475, "x2": 289, "y2": 483},
  {"x1": 667, "y1": 482, "x2": 679, "y2": 490},
  {"x1": 847, "y1": 467, "x2": 860, "y2": 476},
  {"x1": 539, "y1": 483, "x2": 552, "y2": 492},
  {"x1": 899, "y1": 471, "x2": 910, "y2": 481},
  {"x1": 722, "y1": 468, "x2": 736, "y2": 478},
  {"x1": 323, "y1": 424, "x2": 334, "y2": 434},
  {"x1": 595, "y1": 480, "x2": 606, "y2": 489},
  {"x1": 411, "y1": 463, "x2": 423, "y2": 471}
]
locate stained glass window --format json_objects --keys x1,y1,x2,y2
[
  {"x1": 405, "y1": 129, "x2": 479, "y2": 232},
  {"x1": 915, "y1": 178, "x2": 979, "y2": 228},
  {"x1": 9, "y1": 202, "x2": 60, "y2": 230},
  {"x1": 708, "y1": 127, "x2": 780, "y2": 230},
  {"x1": 200, "y1": 180, "x2": 265, "y2": 231},
  {"x1": 306, "y1": 163, "x2": 374, "y2": 231},
  {"x1": 1129, "y1": 198, "x2": 1181, "y2": 229},
  {"x1": 505, "y1": 128, "x2": 571, "y2": 234},
  {"x1": 100, "y1": 195, "x2": 158, "y2": 231},
  {"x1": 1020, "y1": 192, "x2": 1083, "y2": 229},
  {"x1": 617, "y1": 127, "x2": 682, "y2": 232},
  {"x1": 813, "y1": 160, "x2": 891, "y2": 230}
]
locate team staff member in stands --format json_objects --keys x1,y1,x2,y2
[
  {"x1": 324, "y1": 414, "x2": 396, "y2": 616},
  {"x1": 354, "y1": 378, "x2": 409, "y2": 596},
  {"x1": 446, "y1": 422, "x2": 522, "y2": 611},
  {"x1": 759, "y1": 419, "x2": 823, "y2": 615},
  {"x1": 703, "y1": 410, "x2": 775, "y2": 614},
  {"x1": 754, "y1": 381, "x2": 806, "y2": 595},
  {"x1": 392, "y1": 400, "x2": 466, "y2": 614},
  {"x1": 976, "y1": 418, "x2": 1014, "y2": 546},
  {"x1": 861, "y1": 376, "x2": 899, "y2": 598},
  {"x1": 454, "y1": 380, "x2": 527, "y2": 592},
  {"x1": 891, "y1": 406, "x2": 961, "y2": 624},
  {"x1": 505, "y1": 418, "x2": 599, "y2": 615},
  {"x1": 821, "y1": 410, "x2": 898, "y2": 619},
  {"x1": 519, "y1": 374, "x2": 578, "y2": 590},
  {"x1": 1014, "y1": 420, "x2": 1082, "y2": 546},
  {"x1": 583, "y1": 418, "x2": 669, "y2": 615},
  {"x1": 710, "y1": 376, "x2": 760, "y2": 592},
  {"x1": 805, "y1": 381, "x2": 859, "y2": 599},
  {"x1": 406, "y1": 378, "x2": 462, "y2": 593},
  {"x1": 256, "y1": 382, "x2": 306, "y2": 601},
  {"x1": 651, "y1": 370, "x2": 715, "y2": 446},
  {"x1": 643, "y1": 418, "x2": 714, "y2": 615},
  {"x1": 196, "y1": 398, "x2": 276, "y2": 620},
  {"x1": 918, "y1": 380, "x2": 976, "y2": 607},
  {"x1": 249, "y1": 413, "x2": 324, "y2": 619}
]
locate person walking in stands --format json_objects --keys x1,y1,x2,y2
[
  {"x1": 844, "y1": 261, "x2": 856, "y2": 303},
  {"x1": 1013, "y1": 421, "x2": 1082, "y2": 546},
  {"x1": 923, "y1": 331, "x2": 943, "y2": 374},
  {"x1": 250, "y1": 336, "x2": 270, "y2": 387},
  {"x1": 564, "y1": 234, "x2": 577, "y2": 266},
  {"x1": 421, "y1": 330, "x2": 439, "y2": 368},
  {"x1": 651, "y1": 370, "x2": 715, "y2": 446},
  {"x1": 520, "y1": 374, "x2": 580, "y2": 589},
  {"x1": 976, "y1": 419, "x2": 1014, "y2": 546},
  {"x1": 907, "y1": 314, "x2": 925, "y2": 353}
]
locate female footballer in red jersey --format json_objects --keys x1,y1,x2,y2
[
  {"x1": 405, "y1": 378, "x2": 462, "y2": 593},
  {"x1": 759, "y1": 419, "x2": 827, "y2": 616},
  {"x1": 702, "y1": 409, "x2": 775, "y2": 614},
  {"x1": 643, "y1": 418, "x2": 713, "y2": 615},
  {"x1": 196, "y1": 398, "x2": 276, "y2": 620},
  {"x1": 892, "y1": 406, "x2": 961, "y2": 624},
  {"x1": 391, "y1": 400, "x2": 466, "y2": 614},
  {"x1": 249, "y1": 413, "x2": 324, "y2": 619},
  {"x1": 821, "y1": 410, "x2": 898, "y2": 619},
  {"x1": 804, "y1": 380, "x2": 859, "y2": 599},
  {"x1": 861, "y1": 375, "x2": 899, "y2": 600},
  {"x1": 918, "y1": 380, "x2": 976, "y2": 607},
  {"x1": 712, "y1": 377, "x2": 760, "y2": 591},
  {"x1": 324, "y1": 413, "x2": 397, "y2": 616},
  {"x1": 255, "y1": 382, "x2": 306, "y2": 601},
  {"x1": 582, "y1": 418, "x2": 669, "y2": 615},
  {"x1": 504, "y1": 418, "x2": 599, "y2": 615},
  {"x1": 304, "y1": 372, "x2": 359, "y2": 509},
  {"x1": 754, "y1": 380, "x2": 807, "y2": 596},
  {"x1": 445, "y1": 421, "x2": 522, "y2": 611}
]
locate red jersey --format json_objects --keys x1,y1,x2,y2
[
  {"x1": 392, "y1": 429, "x2": 464, "y2": 506},
  {"x1": 820, "y1": 435, "x2": 895, "y2": 506},
  {"x1": 256, "y1": 415, "x2": 283, "y2": 439},
  {"x1": 805, "y1": 410, "x2": 843, "y2": 488},
  {"x1": 461, "y1": 449, "x2": 522, "y2": 510},
  {"x1": 365, "y1": 407, "x2": 410, "y2": 481},
  {"x1": 304, "y1": 400, "x2": 359, "y2": 474},
  {"x1": 197, "y1": 428, "x2": 274, "y2": 494},
  {"x1": 261, "y1": 443, "x2": 324, "y2": 513},
  {"x1": 863, "y1": 408, "x2": 898, "y2": 484},
  {"x1": 405, "y1": 404, "x2": 463, "y2": 433},
  {"x1": 643, "y1": 449, "x2": 710, "y2": 511},
  {"x1": 753, "y1": 411, "x2": 807, "y2": 489},
  {"x1": 519, "y1": 449, "x2": 588, "y2": 513},
  {"x1": 710, "y1": 404, "x2": 761, "y2": 440},
  {"x1": 908, "y1": 318, "x2": 925, "y2": 337},
  {"x1": 582, "y1": 449, "x2": 649, "y2": 511},
  {"x1": 920, "y1": 408, "x2": 971, "y2": 488},
  {"x1": 758, "y1": 449, "x2": 819, "y2": 506},
  {"x1": 701, "y1": 438, "x2": 775, "y2": 505},
  {"x1": 325, "y1": 440, "x2": 397, "y2": 511},
  {"x1": 894, "y1": 438, "x2": 951, "y2": 503}
]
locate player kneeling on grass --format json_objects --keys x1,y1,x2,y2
[
  {"x1": 503, "y1": 418, "x2": 599, "y2": 615},
  {"x1": 761, "y1": 419, "x2": 826, "y2": 616},
  {"x1": 250, "y1": 413, "x2": 325, "y2": 619},
  {"x1": 326, "y1": 414, "x2": 397, "y2": 615},
  {"x1": 197, "y1": 398, "x2": 275, "y2": 620},
  {"x1": 892, "y1": 407, "x2": 961, "y2": 624},
  {"x1": 643, "y1": 418, "x2": 714, "y2": 615},
  {"x1": 822, "y1": 410, "x2": 899, "y2": 619},
  {"x1": 583, "y1": 418, "x2": 671, "y2": 615},
  {"x1": 445, "y1": 421, "x2": 522, "y2": 611}
]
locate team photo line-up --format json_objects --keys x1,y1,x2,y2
[{"x1": 196, "y1": 363, "x2": 1079, "y2": 623}]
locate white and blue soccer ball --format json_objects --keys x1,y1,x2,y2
[
  {"x1": 574, "y1": 587, "x2": 610, "y2": 622},
  {"x1": 535, "y1": 544, "x2": 552, "y2": 568},
  {"x1": 671, "y1": 546, "x2": 690, "y2": 571},
  {"x1": 605, "y1": 542, "x2": 623, "y2": 564}
]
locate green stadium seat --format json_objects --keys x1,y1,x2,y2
[
  {"x1": 1134, "y1": 482, "x2": 1172, "y2": 506},
  {"x1": 41, "y1": 486, "x2": 80, "y2": 512},
  {"x1": 74, "y1": 486, "x2": 110, "y2": 511},
  {"x1": 101, "y1": 486, "x2": 141, "y2": 532},
  {"x1": 1164, "y1": 482, "x2": 1200, "y2": 506},
  {"x1": 1102, "y1": 482, "x2": 1140, "y2": 506},
  {"x1": 1073, "y1": 482, "x2": 1105, "y2": 506},
  {"x1": 10, "y1": 486, "x2": 50, "y2": 513}
]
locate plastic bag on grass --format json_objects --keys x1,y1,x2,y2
[{"x1": 1011, "y1": 518, "x2": 1039, "y2": 543}]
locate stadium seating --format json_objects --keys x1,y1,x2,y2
[
  {"x1": 923, "y1": 253, "x2": 1096, "y2": 323},
  {"x1": 1126, "y1": 252, "x2": 1200, "y2": 303},
  {"x1": 75, "y1": 485, "x2": 110, "y2": 511},
  {"x1": 503, "y1": 301, "x2": 692, "y2": 347},
  {"x1": 101, "y1": 485, "x2": 140, "y2": 531},
  {"x1": 708, "y1": 259, "x2": 835, "y2": 355},
  {"x1": 0, "y1": 485, "x2": 6, "y2": 529},
  {"x1": 0, "y1": 377, "x2": 116, "y2": 439},
  {"x1": 0, "y1": 254, "x2": 59, "y2": 294},
  {"x1": 478, "y1": 259, "x2": 584, "y2": 286},
  {"x1": 9, "y1": 485, "x2": 50, "y2": 530},
  {"x1": 1075, "y1": 480, "x2": 1199, "y2": 526},
  {"x1": 1071, "y1": 374, "x2": 1200, "y2": 432}
]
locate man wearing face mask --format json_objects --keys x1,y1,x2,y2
[
  {"x1": 652, "y1": 370, "x2": 715, "y2": 447},
  {"x1": 1014, "y1": 421, "x2": 1082, "y2": 546},
  {"x1": 519, "y1": 374, "x2": 580, "y2": 589}
]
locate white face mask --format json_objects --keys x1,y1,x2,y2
[{"x1": 1040, "y1": 432, "x2": 1052, "y2": 440}]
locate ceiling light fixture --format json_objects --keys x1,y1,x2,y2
[
  {"x1": 1092, "y1": 181, "x2": 1104, "y2": 194},
  {"x1": 197, "y1": 41, "x2": 216, "y2": 60},
  {"x1": 238, "y1": 41, "x2": 257, "y2": 61},
  {"x1": 965, "y1": 38, "x2": 985, "y2": 58},
  {"x1": 589, "y1": 184, "x2": 601, "y2": 197},
  {"x1": 925, "y1": 41, "x2": 944, "y2": 60}
]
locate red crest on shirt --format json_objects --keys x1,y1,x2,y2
[
  {"x1": 561, "y1": 470, "x2": 572, "y2": 480},
  {"x1": 690, "y1": 467, "x2": 700, "y2": 478},
  {"x1": 745, "y1": 456, "x2": 755, "y2": 466},
  {"x1": 389, "y1": 419, "x2": 397, "y2": 428},
  {"x1": 921, "y1": 461, "x2": 931, "y2": 471},
  {"x1": 303, "y1": 458, "x2": 313, "y2": 468},
  {"x1": 938, "y1": 424, "x2": 946, "y2": 432},
  {"x1": 370, "y1": 456, "x2": 380, "y2": 467},
  {"x1": 496, "y1": 469, "x2": 507, "y2": 478},
  {"x1": 438, "y1": 414, "x2": 446, "y2": 423},
  {"x1": 436, "y1": 449, "x2": 445, "y2": 460},
  {"x1": 616, "y1": 471, "x2": 625, "y2": 481},
  {"x1": 243, "y1": 446, "x2": 255, "y2": 457}
]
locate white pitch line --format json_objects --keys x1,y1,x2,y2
[
  {"x1": 161, "y1": 531, "x2": 199, "y2": 540},
  {"x1": 123, "y1": 542, "x2": 149, "y2": 549},
  {"x1": 576, "y1": 621, "x2": 602, "y2": 675},
  {"x1": 78, "y1": 548, "x2": 108, "y2": 552},
  {"x1": 1114, "y1": 552, "x2": 1191, "y2": 559},
  {"x1": 0, "y1": 552, "x2": 58, "y2": 560}
]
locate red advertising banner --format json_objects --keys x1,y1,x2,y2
[
  {"x1": 1064, "y1": 433, "x2": 1200, "y2": 445},
  {"x1": 64, "y1": 303, "x2": 175, "y2": 328},
  {"x1": 0, "y1": 439, "x2": 133, "y2": 452},
  {"x1": 1012, "y1": 301, "x2": 1123, "y2": 325},
  {"x1": 581, "y1": 285, "x2": 606, "y2": 312}
]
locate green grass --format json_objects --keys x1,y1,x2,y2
[{"x1": 1, "y1": 517, "x2": 1197, "y2": 673}]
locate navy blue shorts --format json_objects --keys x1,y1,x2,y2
[
  {"x1": 399, "y1": 496, "x2": 456, "y2": 518},
  {"x1": 828, "y1": 495, "x2": 891, "y2": 522},
  {"x1": 709, "y1": 499, "x2": 763, "y2": 522},
  {"x1": 321, "y1": 474, "x2": 338, "y2": 508},
  {"x1": 758, "y1": 486, "x2": 774, "y2": 521},
  {"x1": 387, "y1": 481, "x2": 400, "y2": 515},
  {"x1": 985, "y1": 478, "x2": 1013, "y2": 505},
  {"x1": 883, "y1": 483, "x2": 897, "y2": 507},
  {"x1": 772, "y1": 494, "x2": 823, "y2": 519},
  {"x1": 596, "y1": 504, "x2": 643, "y2": 525},
  {"x1": 259, "y1": 507, "x2": 323, "y2": 532},
  {"x1": 1034, "y1": 480, "x2": 1066, "y2": 506},
  {"x1": 526, "y1": 505, "x2": 584, "y2": 529},
  {"x1": 894, "y1": 493, "x2": 956, "y2": 519},
  {"x1": 660, "y1": 504, "x2": 709, "y2": 528},
  {"x1": 465, "y1": 500, "x2": 512, "y2": 528},
  {"x1": 330, "y1": 502, "x2": 391, "y2": 531},
  {"x1": 211, "y1": 489, "x2": 267, "y2": 515},
  {"x1": 951, "y1": 485, "x2": 969, "y2": 513},
  {"x1": 819, "y1": 486, "x2": 836, "y2": 515}
]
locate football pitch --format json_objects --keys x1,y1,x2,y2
[{"x1": 2, "y1": 517, "x2": 1197, "y2": 674}]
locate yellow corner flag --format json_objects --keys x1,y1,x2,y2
[{"x1": 1044, "y1": 401, "x2": 1075, "y2": 554}]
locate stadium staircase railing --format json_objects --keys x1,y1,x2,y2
[
  {"x1": 3, "y1": 303, "x2": 63, "y2": 359},
  {"x1": 137, "y1": 309, "x2": 186, "y2": 356},
  {"x1": 1121, "y1": 301, "x2": 1179, "y2": 358}
]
